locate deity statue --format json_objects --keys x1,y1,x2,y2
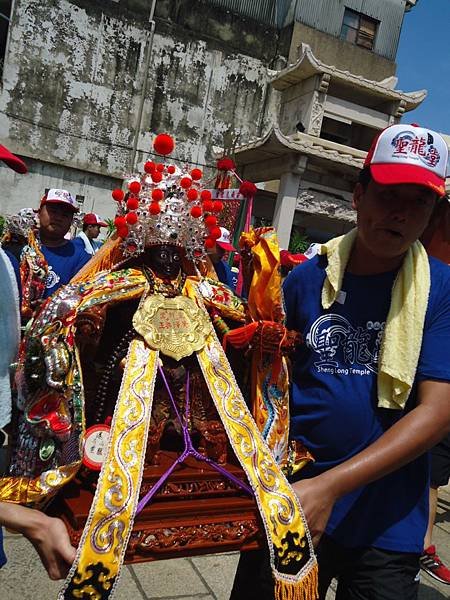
[{"x1": 0, "y1": 135, "x2": 317, "y2": 600}]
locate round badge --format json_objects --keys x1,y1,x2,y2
[{"x1": 82, "y1": 424, "x2": 111, "y2": 471}]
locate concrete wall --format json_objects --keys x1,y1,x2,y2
[
  {"x1": 0, "y1": 0, "x2": 285, "y2": 217},
  {"x1": 288, "y1": 22, "x2": 396, "y2": 81}
]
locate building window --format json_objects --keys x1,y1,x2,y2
[
  {"x1": 340, "y1": 8, "x2": 378, "y2": 51},
  {"x1": 0, "y1": 1, "x2": 12, "y2": 78}
]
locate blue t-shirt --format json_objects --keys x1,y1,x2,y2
[
  {"x1": 214, "y1": 259, "x2": 235, "y2": 290},
  {"x1": 0, "y1": 527, "x2": 6, "y2": 567},
  {"x1": 41, "y1": 241, "x2": 91, "y2": 298},
  {"x1": 283, "y1": 254, "x2": 450, "y2": 552}
]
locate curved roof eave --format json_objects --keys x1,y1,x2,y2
[
  {"x1": 271, "y1": 44, "x2": 426, "y2": 109},
  {"x1": 234, "y1": 127, "x2": 365, "y2": 171}
]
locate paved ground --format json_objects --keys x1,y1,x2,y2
[{"x1": 0, "y1": 485, "x2": 448, "y2": 599}]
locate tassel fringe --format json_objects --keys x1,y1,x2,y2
[{"x1": 274, "y1": 565, "x2": 318, "y2": 600}]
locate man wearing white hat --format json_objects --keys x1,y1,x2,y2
[
  {"x1": 208, "y1": 226, "x2": 236, "y2": 289},
  {"x1": 4, "y1": 189, "x2": 92, "y2": 319},
  {"x1": 232, "y1": 124, "x2": 450, "y2": 600},
  {"x1": 36, "y1": 189, "x2": 91, "y2": 297},
  {"x1": 74, "y1": 212, "x2": 108, "y2": 255}
]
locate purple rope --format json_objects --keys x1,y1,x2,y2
[{"x1": 136, "y1": 364, "x2": 253, "y2": 514}]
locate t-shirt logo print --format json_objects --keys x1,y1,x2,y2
[
  {"x1": 46, "y1": 265, "x2": 60, "y2": 289},
  {"x1": 306, "y1": 314, "x2": 384, "y2": 374}
]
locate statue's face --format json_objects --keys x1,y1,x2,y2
[{"x1": 146, "y1": 244, "x2": 183, "y2": 279}]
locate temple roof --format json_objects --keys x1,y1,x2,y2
[
  {"x1": 234, "y1": 127, "x2": 365, "y2": 181},
  {"x1": 272, "y1": 44, "x2": 426, "y2": 110}
]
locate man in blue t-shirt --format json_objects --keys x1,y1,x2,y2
[
  {"x1": 231, "y1": 125, "x2": 450, "y2": 600},
  {"x1": 37, "y1": 189, "x2": 91, "y2": 298},
  {"x1": 208, "y1": 226, "x2": 236, "y2": 290}
]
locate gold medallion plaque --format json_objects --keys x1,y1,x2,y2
[{"x1": 132, "y1": 294, "x2": 212, "y2": 360}]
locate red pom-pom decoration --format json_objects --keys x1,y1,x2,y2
[
  {"x1": 187, "y1": 188, "x2": 198, "y2": 201},
  {"x1": 200, "y1": 190, "x2": 212, "y2": 202},
  {"x1": 180, "y1": 176, "x2": 192, "y2": 189},
  {"x1": 155, "y1": 163, "x2": 165, "y2": 172},
  {"x1": 167, "y1": 165, "x2": 176, "y2": 174},
  {"x1": 191, "y1": 168, "x2": 202, "y2": 180},
  {"x1": 153, "y1": 133, "x2": 175, "y2": 156},
  {"x1": 128, "y1": 180, "x2": 141, "y2": 194},
  {"x1": 209, "y1": 226, "x2": 221, "y2": 240},
  {"x1": 126, "y1": 197, "x2": 139, "y2": 210},
  {"x1": 190, "y1": 206, "x2": 202, "y2": 218},
  {"x1": 151, "y1": 171, "x2": 163, "y2": 183},
  {"x1": 114, "y1": 216, "x2": 127, "y2": 228},
  {"x1": 151, "y1": 188, "x2": 164, "y2": 201},
  {"x1": 204, "y1": 237, "x2": 215, "y2": 249},
  {"x1": 149, "y1": 202, "x2": 161, "y2": 215},
  {"x1": 205, "y1": 215, "x2": 217, "y2": 227},
  {"x1": 239, "y1": 180, "x2": 258, "y2": 198},
  {"x1": 144, "y1": 161, "x2": 155, "y2": 173},
  {"x1": 117, "y1": 226, "x2": 129, "y2": 238},
  {"x1": 202, "y1": 200, "x2": 214, "y2": 213},
  {"x1": 126, "y1": 212, "x2": 138, "y2": 225},
  {"x1": 217, "y1": 157, "x2": 235, "y2": 171},
  {"x1": 112, "y1": 188, "x2": 125, "y2": 202},
  {"x1": 212, "y1": 200, "x2": 224, "y2": 213}
]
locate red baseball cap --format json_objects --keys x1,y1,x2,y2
[
  {"x1": 0, "y1": 145, "x2": 28, "y2": 174},
  {"x1": 364, "y1": 124, "x2": 448, "y2": 197},
  {"x1": 83, "y1": 213, "x2": 107, "y2": 227},
  {"x1": 280, "y1": 250, "x2": 308, "y2": 268}
]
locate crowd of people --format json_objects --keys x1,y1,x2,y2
[{"x1": 0, "y1": 123, "x2": 449, "y2": 600}]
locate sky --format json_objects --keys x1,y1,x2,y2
[{"x1": 395, "y1": 0, "x2": 450, "y2": 134}]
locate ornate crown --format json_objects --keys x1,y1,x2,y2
[{"x1": 112, "y1": 134, "x2": 225, "y2": 259}]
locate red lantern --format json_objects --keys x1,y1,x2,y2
[
  {"x1": 151, "y1": 188, "x2": 164, "y2": 201},
  {"x1": 126, "y1": 212, "x2": 138, "y2": 225},
  {"x1": 180, "y1": 176, "x2": 192, "y2": 189},
  {"x1": 155, "y1": 163, "x2": 165, "y2": 172},
  {"x1": 191, "y1": 168, "x2": 202, "y2": 180},
  {"x1": 209, "y1": 226, "x2": 221, "y2": 240},
  {"x1": 167, "y1": 165, "x2": 176, "y2": 174},
  {"x1": 144, "y1": 161, "x2": 155, "y2": 173},
  {"x1": 117, "y1": 226, "x2": 129, "y2": 238},
  {"x1": 126, "y1": 197, "x2": 139, "y2": 210},
  {"x1": 151, "y1": 171, "x2": 163, "y2": 183},
  {"x1": 212, "y1": 200, "x2": 224, "y2": 213},
  {"x1": 190, "y1": 206, "x2": 202, "y2": 218},
  {"x1": 153, "y1": 133, "x2": 175, "y2": 156},
  {"x1": 112, "y1": 188, "x2": 125, "y2": 202},
  {"x1": 205, "y1": 215, "x2": 217, "y2": 227},
  {"x1": 149, "y1": 202, "x2": 161, "y2": 215},
  {"x1": 128, "y1": 180, "x2": 141, "y2": 194},
  {"x1": 187, "y1": 188, "x2": 198, "y2": 201},
  {"x1": 239, "y1": 180, "x2": 258, "y2": 198},
  {"x1": 204, "y1": 237, "x2": 215, "y2": 249},
  {"x1": 200, "y1": 190, "x2": 212, "y2": 202},
  {"x1": 114, "y1": 216, "x2": 126, "y2": 228},
  {"x1": 202, "y1": 200, "x2": 214, "y2": 213},
  {"x1": 216, "y1": 157, "x2": 235, "y2": 171}
]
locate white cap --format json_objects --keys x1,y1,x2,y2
[
  {"x1": 216, "y1": 227, "x2": 236, "y2": 252},
  {"x1": 41, "y1": 188, "x2": 78, "y2": 211}
]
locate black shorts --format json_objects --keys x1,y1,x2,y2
[
  {"x1": 430, "y1": 432, "x2": 450, "y2": 488},
  {"x1": 230, "y1": 534, "x2": 420, "y2": 600}
]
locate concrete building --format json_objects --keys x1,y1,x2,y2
[
  {"x1": 0, "y1": 0, "x2": 285, "y2": 219},
  {"x1": 233, "y1": 0, "x2": 428, "y2": 248},
  {"x1": 0, "y1": 0, "x2": 426, "y2": 246}
]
